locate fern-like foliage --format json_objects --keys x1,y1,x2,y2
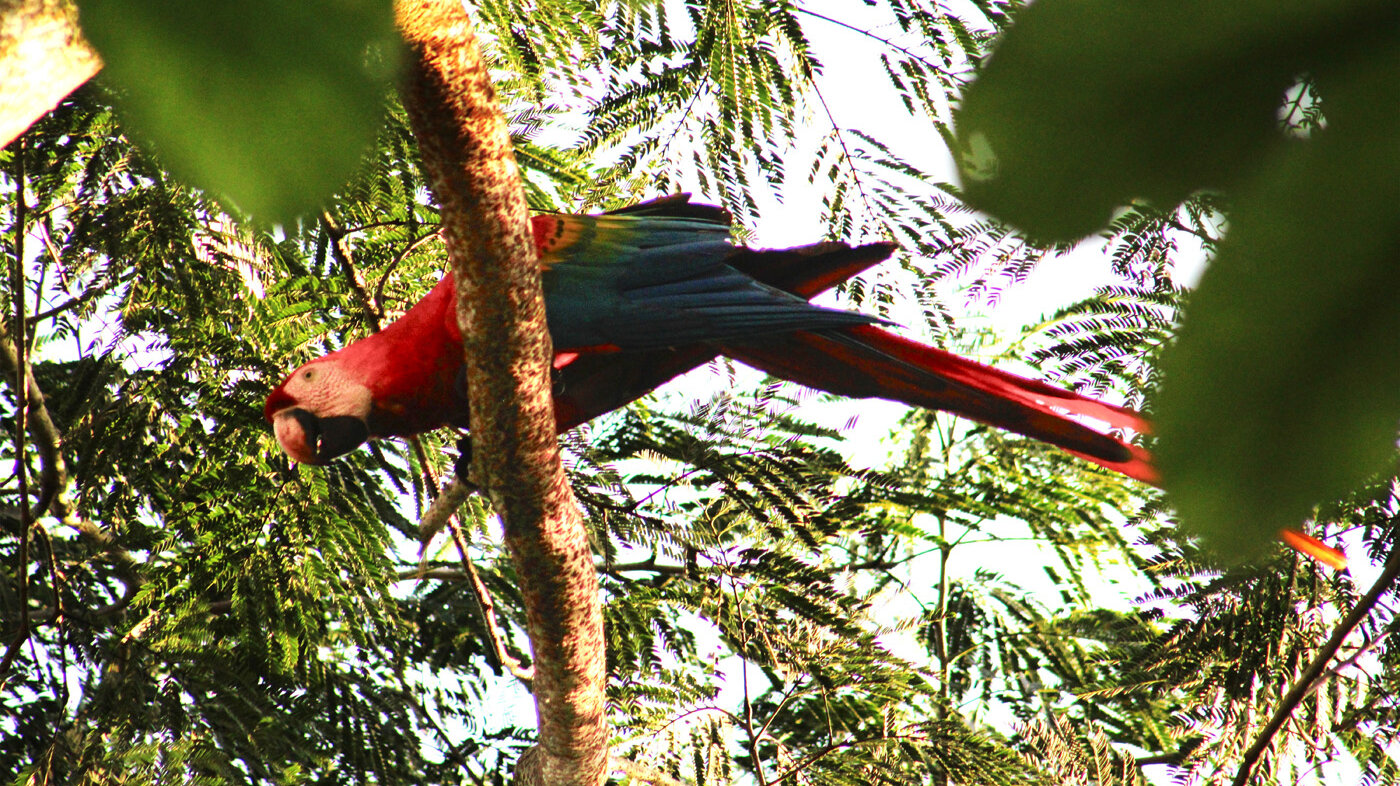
[{"x1": 3, "y1": 3, "x2": 1399, "y2": 785}]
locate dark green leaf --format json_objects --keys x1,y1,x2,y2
[
  {"x1": 77, "y1": 0, "x2": 400, "y2": 219},
  {"x1": 954, "y1": 0, "x2": 1394, "y2": 240},
  {"x1": 1155, "y1": 45, "x2": 1400, "y2": 559}
]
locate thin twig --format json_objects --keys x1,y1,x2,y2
[
  {"x1": 25, "y1": 282, "x2": 113, "y2": 323},
  {"x1": 7, "y1": 569, "x2": 139, "y2": 626},
  {"x1": 766, "y1": 732, "x2": 932, "y2": 786},
  {"x1": 1169, "y1": 218, "x2": 1221, "y2": 247},
  {"x1": 407, "y1": 435, "x2": 441, "y2": 522},
  {"x1": 794, "y1": 7, "x2": 943, "y2": 73},
  {"x1": 1, "y1": 141, "x2": 32, "y2": 677},
  {"x1": 446, "y1": 512, "x2": 534, "y2": 682},
  {"x1": 342, "y1": 219, "x2": 418, "y2": 235},
  {"x1": 729, "y1": 567, "x2": 768, "y2": 786},
  {"x1": 372, "y1": 228, "x2": 441, "y2": 315},
  {"x1": 402, "y1": 556, "x2": 691, "y2": 582},
  {"x1": 755, "y1": 680, "x2": 804, "y2": 747},
  {"x1": 1231, "y1": 548, "x2": 1400, "y2": 786},
  {"x1": 320, "y1": 211, "x2": 383, "y2": 332},
  {"x1": 1326, "y1": 629, "x2": 1390, "y2": 679}
]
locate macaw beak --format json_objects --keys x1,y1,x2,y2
[{"x1": 272, "y1": 407, "x2": 370, "y2": 465}]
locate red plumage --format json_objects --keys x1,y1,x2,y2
[
  {"x1": 264, "y1": 196, "x2": 1354, "y2": 567},
  {"x1": 265, "y1": 197, "x2": 1151, "y2": 484}
]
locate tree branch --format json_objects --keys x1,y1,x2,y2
[
  {"x1": 395, "y1": 3, "x2": 606, "y2": 785},
  {"x1": 0, "y1": 319, "x2": 67, "y2": 518},
  {"x1": 608, "y1": 755, "x2": 692, "y2": 786},
  {"x1": 418, "y1": 475, "x2": 471, "y2": 546},
  {"x1": 446, "y1": 513, "x2": 535, "y2": 682},
  {"x1": 0, "y1": 141, "x2": 33, "y2": 677},
  {"x1": 1231, "y1": 548, "x2": 1400, "y2": 786},
  {"x1": 0, "y1": 167, "x2": 69, "y2": 523}
]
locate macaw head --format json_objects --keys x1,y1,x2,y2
[{"x1": 264, "y1": 357, "x2": 374, "y2": 464}]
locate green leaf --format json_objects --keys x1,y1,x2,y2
[
  {"x1": 953, "y1": 0, "x2": 1393, "y2": 241},
  {"x1": 77, "y1": 0, "x2": 401, "y2": 220},
  {"x1": 1155, "y1": 44, "x2": 1400, "y2": 559}
]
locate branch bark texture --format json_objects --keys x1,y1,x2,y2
[
  {"x1": 394, "y1": 3, "x2": 607, "y2": 785},
  {"x1": 0, "y1": 319, "x2": 67, "y2": 518},
  {"x1": 0, "y1": 0, "x2": 100, "y2": 149}
]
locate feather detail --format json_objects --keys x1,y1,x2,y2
[{"x1": 723, "y1": 326, "x2": 1157, "y2": 484}]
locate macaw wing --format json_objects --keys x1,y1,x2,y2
[
  {"x1": 725, "y1": 241, "x2": 898, "y2": 299},
  {"x1": 601, "y1": 193, "x2": 731, "y2": 223},
  {"x1": 538, "y1": 215, "x2": 879, "y2": 352},
  {"x1": 551, "y1": 240, "x2": 897, "y2": 430}
]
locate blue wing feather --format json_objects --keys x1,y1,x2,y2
[{"x1": 542, "y1": 215, "x2": 877, "y2": 351}]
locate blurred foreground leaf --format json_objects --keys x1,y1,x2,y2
[
  {"x1": 1156, "y1": 45, "x2": 1400, "y2": 559},
  {"x1": 954, "y1": 0, "x2": 1394, "y2": 241},
  {"x1": 77, "y1": 0, "x2": 400, "y2": 219},
  {"x1": 954, "y1": 0, "x2": 1400, "y2": 559}
]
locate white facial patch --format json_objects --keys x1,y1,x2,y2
[
  {"x1": 268, "y1": 360, "x2": 374, "y2": 463},
  {"x1": 277, "y1": 361, "x2": 373, "y2": 420}
]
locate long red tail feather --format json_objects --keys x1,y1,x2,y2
[{"x1": 723, "y1": 325, "x2": 1159, "y2": 485}]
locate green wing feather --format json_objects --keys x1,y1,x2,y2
[{"x1": 538, "y1": 213, "x2": 876, "y2": 351}]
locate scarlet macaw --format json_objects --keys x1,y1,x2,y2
[
  {"x1": 264, "y1": 197, "x2": 1351, "y2": 569},
  {"x1": 264, "y1": 196, "x2": 1154, "y2": 483}
]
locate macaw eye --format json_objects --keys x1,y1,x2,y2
[{"x1": 303, "y1": 369, "x2": 316, "y2": 382}]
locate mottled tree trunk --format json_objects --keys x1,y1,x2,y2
[
  {"x1": 394, "y1": 3, "x2": 607, "y2": 785},
  {"x1": 0, "y1": 0, "x2": 100, "y2": 149}
]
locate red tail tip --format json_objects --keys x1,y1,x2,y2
[{"x1": 1279, "y1": 528, "x2": 1347, "y2": 571}]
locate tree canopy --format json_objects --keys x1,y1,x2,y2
[{"x1": 2, "y1": 1, "x2": 1399, "y2": 784}]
